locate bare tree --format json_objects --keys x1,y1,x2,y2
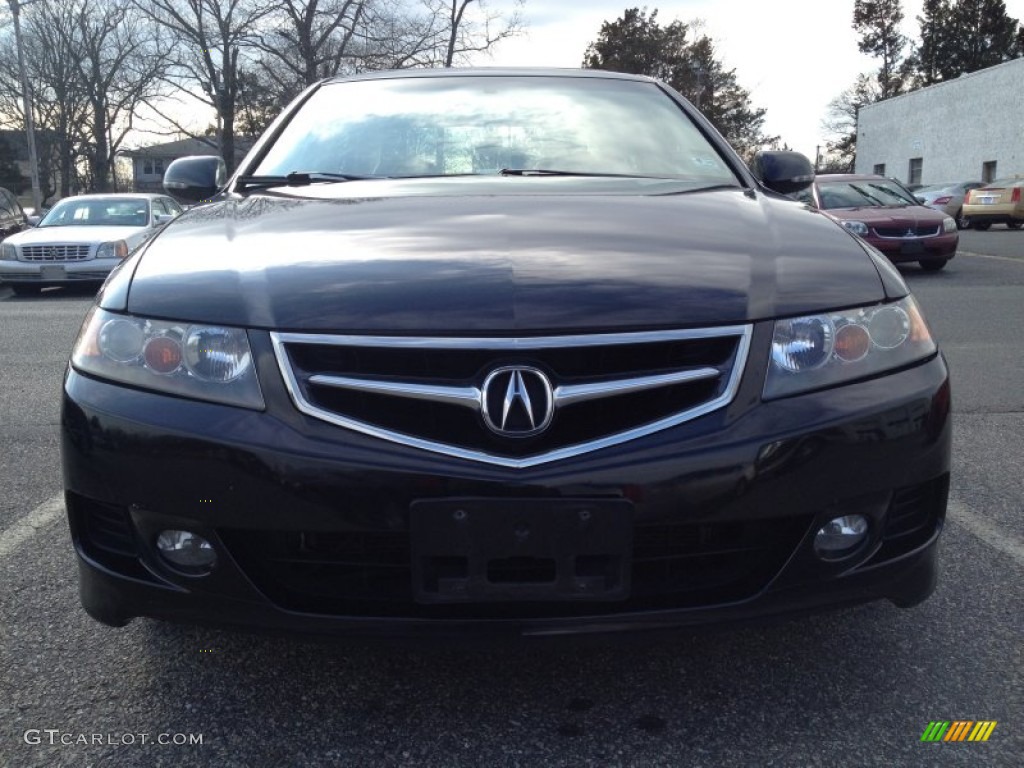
[
  {"x1": 0, "y1": 0, "x2": 88, "y2": 199},
  {"x1": 344, "y1": 0, "x2": 451, "y2": 70},
  {"x1": 821, "y1": 73, "x2": 880, "y2": 172},
  {"x1": 436, "y1": 0, "x2": 522, "y2": 67},
  {"x1": 66, "y1": 0, "x2": 174, "y2": 191},
  {"x1": 133, "y1": 0, "x2": 281, "y2": 173},
  {"x1": 255, "y1": 0, "x2": 366, "y2": 88},
  {"x1": 244, "y1": 0, "x2": 524, "y2": 135}
]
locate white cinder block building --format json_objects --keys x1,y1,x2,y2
[{"x1": 855, "y1": 57, "x2": 1024, "y2": 185}]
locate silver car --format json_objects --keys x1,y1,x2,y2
[
  {"x1": 915, "y1": 182, "x2": 984, "y2": 229},
  {"x1": 0, "y1": 193, "x2": 182, "y2": 296}
]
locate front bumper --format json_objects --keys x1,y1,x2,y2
[
  {"x1": 961, "y1": 204, "x2": 1024, "y2": 227},
  {"x1": 0, "y1": 258, "x2": 120, "y2": 285},
  {"x1": 866, "y1": 233, "x2": 958, "y2": 264},
  {"x1": 61, "y1": 347, "x2": 952, "y2": 639}
]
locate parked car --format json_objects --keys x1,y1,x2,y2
[
  {"x1": 914, "y1": 181, "x2": 984, "y2": 228},
  {"x1": 794, "y1": 174, "x2": 958, "y2": 271},
  {"x1": 961, "y1": 176, "x2": 1024, "y2": 230},
  {"x1": 62, "y1": 69, "x2": 950, "y2": 640},
  {"x1": 0, "y1": 193, "x2": 182, "y2": 295},
  {"x1": 0, "y1": 186, "x2": 28, "y2": 241}
]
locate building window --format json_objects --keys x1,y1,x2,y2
[
  {"x1": 982, "y1": 161, "x2": 997, "y2": 183},
  {"x1": 154, "y1": 159, "x2": 164, "y2": 176},
  {"x1": 908, "y1": 158, "x2": 923, "y2": 186},
  {"x1": 873, "y1": 163, "x2": 886, "y2": 175},
  {"x1": 142, "y1": 160, "x2": 153, "y2": 175}
]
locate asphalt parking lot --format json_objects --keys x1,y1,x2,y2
[{"x1": 1, "y1": 231, "x2": 1021, "y2": 767}]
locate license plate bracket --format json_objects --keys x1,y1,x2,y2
[
  {"x1": 900, "y1": 240, "x2": 925, "y2": 255},
  {"x1": 410, "y1": 498, "x2": 633, "y2": 604},
  {"x1": 40, "y1": 265, "x2": 66, "y2": 281}
]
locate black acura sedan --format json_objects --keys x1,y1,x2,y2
[{"x1": 61, "y1": 69, "x2": 950, "y2": 639}]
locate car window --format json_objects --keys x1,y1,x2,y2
[
  {"x1": 816, "y1": 179, "x2": 918, "y2": 209},
  {"x1": 162, "y1": 198, "x2": 182, "y2": 215},
  {"x1": 39, "y1": 198, "x2": 151, "y2": 227},
  {"x1": 253, "y1": 76, "x2": 737, "y2": 183},
  {"x1": 152, "y1": 199, "x2": 168, "y2": 216}
]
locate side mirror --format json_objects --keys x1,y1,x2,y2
[
  {"x1": 26, "y1": 215, "x2": 41, "y2": 227},
  {"x1": 153, "y1": 213, "x2": 173, "y2": 226},
  {"x1": 750, "y1": 151, "x2": 815, "y2": 195},
  {"x1": 163, "y1": 155, "x2": 226, "y2": 204}
]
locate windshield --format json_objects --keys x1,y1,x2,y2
[
  {"x1": 39, "y1": 198, "x2": 150, "y2": 228},
  {"x1": 816, "y1": 179, "x2": 919, "y2": 209},
  {"x1": 252, "y1": 76, "x2": 738, "y2": 184}
]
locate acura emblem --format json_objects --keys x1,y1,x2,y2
[{"x1": 481, "y1": 366, "x2": 554, "y2": 437}]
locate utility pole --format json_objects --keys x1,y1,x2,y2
[{"x1": 8, "y1": 0, "x2": 43, "y2": 212}]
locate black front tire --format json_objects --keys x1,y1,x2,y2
[
  {"x1": 1007, "y1": 221, "x2": 1023, "y2": 230},
  {"x1": 920, "y1": 259, "x2": 948, "y2": 272},
  {"x1": 955, "y1": 209, "x2": 970, "y2": 229}
]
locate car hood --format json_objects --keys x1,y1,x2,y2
[
  {"x1": 823, "y1": 205, "x2": 948, "y2": 227},
  {"x1": 12, "y1": 224, "x2": 150, "y2": 245},
  {"x1": 121, "y1": 187, "x2": 893, "y2": 332}
]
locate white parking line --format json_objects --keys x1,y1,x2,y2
[
  {"x1": 0, "y1": 494, "x2": 65, "y2": 560},
  {"x1": 947, "y1": 497, "x2": 1024, "y2": 567},
  {"x1": 959, "y1": 250, "x2": 1024, "y2": 265}
]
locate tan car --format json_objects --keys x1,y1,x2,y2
[{"x1": 962, "y1": 176, "x2": 1024, "y2": 230}]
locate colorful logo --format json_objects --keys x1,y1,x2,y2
[{"x1": 921, "y1": 721, "x2": 997, "y2": 742}]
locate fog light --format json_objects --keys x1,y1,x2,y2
[
  {"x1": 814, "y1": 515, "x2": 869, "y2": 559},
  {"x1": 156, "y1": 530, "x2": 216, "y2": 571}
]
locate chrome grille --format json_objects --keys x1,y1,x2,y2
[
  {"x1": 21, "y1": 244, "x2": 93, "y2": 261},
  {"x1": 272, "y1": 327, "x2": 752, "y2": 468},
  {"x1": 874, "y1": 225, "x2": 941, "y2": 239}
]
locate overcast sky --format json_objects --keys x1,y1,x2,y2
[{"x1": 482, "y1": 0, "x2": 1024, "y2": 158}]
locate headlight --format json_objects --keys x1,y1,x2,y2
[
  {"x1": 71, "y1": 308, "x2": 264, "y2": 409},
  {"x1": 96, "y1": 240, "x2": 129, "y2": 259},
  {"x1": 764, "y1": 296, "x2": 936, "y2": 399},
  {"x1": 840, "y1": 220, "x2": 869, "y2": 236},
  {"x1": 1, "y1": 242, "x2": 16, "y2": 260},
  {"x1": 942, "y1": 216, "x2": 957, "y2": 233}
]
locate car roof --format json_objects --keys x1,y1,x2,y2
[
  {"x1": 324, "y1": 67, "x2": 657, "y2": 86},
  {"x1": 51, "y1": 193, "x2": 168, "y2": 205}
]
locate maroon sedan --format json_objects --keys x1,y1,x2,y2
[{"x1": 796, "y1": 174, "x2": 958, "y2": 271}]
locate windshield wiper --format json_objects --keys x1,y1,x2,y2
[
  {"x1": 498, "y1": 168, "x2": 649, "y2": 178},
  {"x1": 235, "y1": 171, "x2": 371, "y2": 190},
  {"x1": 846, "y1": 184, "x2": 888, "y2": 207},
  {"x1": 866, "y1": 182, "x2": 915, "y2": 206}
]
